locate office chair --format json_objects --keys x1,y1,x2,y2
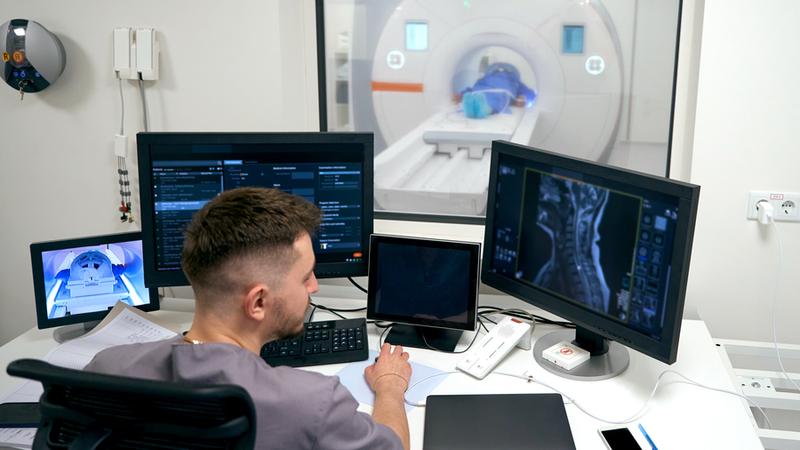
[{"x1": 7, "y1": 358, "x2": 256, "y2": 449}]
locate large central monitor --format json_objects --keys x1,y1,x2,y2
[
  {"x1": 482, "y1": 141, "x2": 700, "y2": 380},
  {"x1": 137, "y1": 132, "x2": 374, "y2": 287}
]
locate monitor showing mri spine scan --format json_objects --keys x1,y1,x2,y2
[{"x1": 318, "y1": 0, "x2": 682, "y2": 219}]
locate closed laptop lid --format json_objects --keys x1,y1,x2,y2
[{"x1": 423, "y1": 393, "x2": 576, "y2": 450}]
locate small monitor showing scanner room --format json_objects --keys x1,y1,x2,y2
[
  {"x1": 366, "y1": 235, "x2": 480, "y2": 352},
  {"x1": 482, "y1": 141, "x2": 700, "y2": 380},
  {"x1": 137, "y1": 132, "x2": 374, "y2": 287},
  {"x1": 30, "y1": 232, "x2": 159, "y2": 341}
]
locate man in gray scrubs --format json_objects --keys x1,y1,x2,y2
[{"x1": 86, "y1": 187, "x2": 412, "y2": 449}]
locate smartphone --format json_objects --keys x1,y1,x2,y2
[
  {"x1": 598, "y1": 426, "x2": 643, "y2": 450},
  {"x1": 0, "y1": 402, "x2": 41, "y2": 427}
]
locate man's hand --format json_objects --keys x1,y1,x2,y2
[
  {"x1": 364, "y1": 343, "x2": 412, "y2": 449},
  {"x1": 365, "y1": 343, "x2": 412, "y2": 395}
]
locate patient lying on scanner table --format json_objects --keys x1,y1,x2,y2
[{"x1": 456, "y1": 63, "x2": 537, "y2": 119}]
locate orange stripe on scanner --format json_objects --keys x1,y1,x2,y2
[{"x1": 371, "y1": 81, "x2": 424, "y2": 93}]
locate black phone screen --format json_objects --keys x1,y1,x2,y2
[
  {"x1": 600, "y1": 427, "x2": 642, "y2": 450},
  {"x1": 0, "y1": 402, "x2": 41, "y2": 427}
]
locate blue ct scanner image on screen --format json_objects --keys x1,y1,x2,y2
[{"x1": 39, "y1": 241, "x2": 150, "y2": 319}]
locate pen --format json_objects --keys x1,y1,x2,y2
[{"x1": 638, "y1": 423, "x2": 658, "y2": 450}]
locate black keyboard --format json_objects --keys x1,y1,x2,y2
[{"x1": 261, "y1": 318, "x2": 369, "y2": 368}]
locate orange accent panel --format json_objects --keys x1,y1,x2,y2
[{"x1": 371, "y1": 81, "x2": 424, "y2": 93}]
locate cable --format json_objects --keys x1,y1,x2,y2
[
  {"x1": 117, "y1": 77, "x2": 125, "y2": 135},
  {"x1": 420, "y1": 317, "x2": 484, "y2": 354},
  {"x1": 347, "y1": 277, "x2": 368, "y2": 294},
  {"x1": 769, "y1": 220, "x2": 800, "y2": 392},
  {"x1": 377, "y1": 324, "x2": 393, "y2": 353},
  {"x1": 478, "y1": 305, "x2": 574, "y2": 328},
  {"x1": 115, "y1": 73, "x2": 132, "y2": 223},
  {"x1": 307, "y1": 303, "x2": 317, "y2": 322},
  {"x1": 308, "y1": 301, "x2": 346, "y2": 320},
  {"x1": 402, "y1": 368, "x2": 773, "y2": 428},
  {"x1": 513, "y1": 369, "x2": 773, "y2": 428},
  {"x1": 315, "y1": 304, "x2": 366, "y2": 313},
  {"x1": 138, "y1": 76, "x2": 149, "y2": 132}
]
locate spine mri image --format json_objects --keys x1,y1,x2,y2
[
  {"x1": 517, "y1": 170, "x2": 640, "y2": 321},
  {"x1": 41, "y1": 242, "x2": 149, "y2": 319}
]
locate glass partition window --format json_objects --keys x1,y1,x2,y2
[{"x1": 318, "y1": 0, "x2": 683, "y2": 219}]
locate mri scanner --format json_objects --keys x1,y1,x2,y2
[{"x1": 328, "y1": 0, "x2": 665, "y2": 217}]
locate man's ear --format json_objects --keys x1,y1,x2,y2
[{"x1": 243, "y1": 282, "x2": 271, "y2": 321}]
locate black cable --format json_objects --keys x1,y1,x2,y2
[
  {"x1": 478, "y1": 305, "x2": 574, "y2": 328},
  {"x1": 479, "y1": 313, "x2": 498, "y2": 325},
  {"x1": 347, "y1": 277, "x2": 368, "y2": 294},
  {"x1": 308, "y1": 301, "x2": 346, "y2": 320},
  {"x1": 419, "y1": 317, "x2": 484, "y2": 354},
  {"x1": 307, "y1": 303, "x2": 317, "y2": 322},
  {"x1": 320, "y1": 304, "x2": 367, "y2": 312}
]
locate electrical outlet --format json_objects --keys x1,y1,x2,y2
[
  {"x1": 746, "y1": 191, "x2": 800, "y2": 222},
  {"x1": 738, "y1": 376, "x2": 776, "y2": 395}
]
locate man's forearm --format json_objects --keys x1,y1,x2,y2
[{"x1": 372, "y1": 388, "x2": 410, "y2": 450}]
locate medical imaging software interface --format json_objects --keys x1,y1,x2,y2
[
  {"x1": 489, "y1": 157, "x2": 681, "y2": 339},
  {"x1": 40, "y1": 240, "x2": 151, "y2": 319},
  {"x1": 150, "y1": 155, "x2": 364, "y2": 273}
]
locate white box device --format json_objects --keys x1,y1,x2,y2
[
  {"x1": 541, "y1": 340, "x2": 590, "y2": 371},
  {"x1": 457, "y1": 316, "x2": 531, "y2": 379}
]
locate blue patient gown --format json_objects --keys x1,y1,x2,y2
[{"x1": 85, "y1": 336, "x2": 402, "y2": 450}]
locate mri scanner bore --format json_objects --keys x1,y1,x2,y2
[
  {"x1": 39, "y1": 241, "x2": 148, "y2": 319},
  {"x1": 320, "y1": 0, "x2": 682, "y2": 217}
]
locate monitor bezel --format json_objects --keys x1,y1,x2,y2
[
  {"x1": 30, "y1": 231, "x2": 160, "y2": 330},
  {"x1": 481, "y1": 140, "x2": 700, "y2": 364},
  {"x1": 137, "y1": 132, "x2": 375, "y2": 287},
  {"x1": 366, "y1": 234, "x2": 480, "y2": 332}
]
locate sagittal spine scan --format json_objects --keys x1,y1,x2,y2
[{"x1": 533, "y1": 175, "x2": 611, "y2": 313}]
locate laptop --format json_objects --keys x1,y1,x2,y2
[{"x1": 423, "y1": 393, "x2": 576, "y2": 450}]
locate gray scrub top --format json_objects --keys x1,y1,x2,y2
[{"x1": 85, "y1": 336, "x2": 402, "y2": 450}]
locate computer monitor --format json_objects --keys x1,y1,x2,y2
[
  {"x1": 30, "y1": 232, "x2": 159, "y2": 342},
  {"x1": 366, "y1": 234, "x2": 480, "y2": 352},
  {"x1": 137, "y1": 132, "x2": 374, "y2": 287},
  {"x1": 482, "y1": 141, "x2": 700, "y2": 380}
]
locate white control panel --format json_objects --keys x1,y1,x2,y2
[{"x1": 457, "y1": 316, "x2": 531, "y2": 379}]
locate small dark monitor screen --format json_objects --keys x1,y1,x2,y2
[
  {"x1": 367, "y1": 235, "x2": 479, "y2": 331},
  {"x1": 483, "y1": 141, "x2": 699, "y2": 364},
  {"x1": 137, "y1": 132, "x2": 374, "y2": 287},
  {"x1": 30, "y1": 232, "x2": 159, "y2": 330}
]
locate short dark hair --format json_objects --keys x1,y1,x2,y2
[{"x1": 181, "y1": 187, "x2": 321, "y2": 291}]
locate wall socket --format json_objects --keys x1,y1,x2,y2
[{"x1": 746, "y1": 191, "x2": 800, "y2": 222}]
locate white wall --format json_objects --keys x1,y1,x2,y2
[
  {"x1": 0, "y1": 0, "x2": 316, "y2": 344},
  {"x1": 684, "y1": 0, "x2": 800, "y2": 343}
]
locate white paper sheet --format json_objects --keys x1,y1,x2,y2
[
  {"x1": 0, "y1": 427, "x2": 36, "y2": 448},
  {"x1": 1, "y1": 302, "x2": 177, "y2": 404}
]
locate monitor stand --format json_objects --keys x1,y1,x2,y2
[
  {"x1": 533, "y1": 326, "x2": 629, "y2": 381},
  {"x1": 385, "y1": 324, "x2": 463, "y2": 352},
  {"x1": 52, "y1": 320, "x2": 101, "y2": 343}
]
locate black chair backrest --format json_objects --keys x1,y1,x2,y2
[{"x1": 7, "y1": 358, "x2": 256, "y2": 450}]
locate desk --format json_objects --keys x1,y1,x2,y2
[{"x1": 0, "y1": 294, "x2": 763, "y2": 450}]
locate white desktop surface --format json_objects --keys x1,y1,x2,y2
[{"x1": 0, "y1": 295, "x2": 763, "y2": 450}]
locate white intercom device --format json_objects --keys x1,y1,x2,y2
[{"x1": 113, "y1": 27, "x2": 158, "y2": 80}]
